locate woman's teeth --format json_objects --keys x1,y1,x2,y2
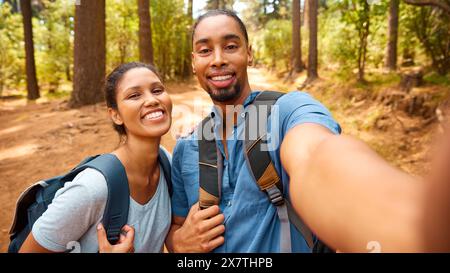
[{"x1": 144, "y1": 111, "x2": 163, "y2": 120}]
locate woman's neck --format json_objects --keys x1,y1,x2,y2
[{"x1": 113, "y1": 134, "x2": 160, "y2": 186}]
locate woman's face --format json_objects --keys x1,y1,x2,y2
[{"x1": 110, "y1": 67, "x2": 172, "y2": 139}]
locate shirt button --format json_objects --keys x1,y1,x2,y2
[
  {"x1": 241, "y1": 113, "x2": 245, "y2": 118},
  {"x1": 227, "y1": 201, "x2": 232, "y2": 207}
]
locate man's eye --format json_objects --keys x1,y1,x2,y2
[
  {"x1": 226, "y1": 45, "x2": 238, "y2": 50},
  {"x1": 198, "y1": 48, "x2": 211, "y2": 54}
]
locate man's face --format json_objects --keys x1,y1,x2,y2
[{"x1": 192, "y1": 15, "x2": 253, "y2": 103}]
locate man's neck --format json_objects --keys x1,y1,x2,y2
[{"x1": 214, "y1": 86, "x2": 252, "y2": 126}]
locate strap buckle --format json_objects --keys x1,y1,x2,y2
[{"x1": 266, "y1": 185, "x2": 284, "y2": 206}]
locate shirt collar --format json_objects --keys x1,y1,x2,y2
[{"x1": 210, "y1": 91, "x2": 261, "y2": 127}]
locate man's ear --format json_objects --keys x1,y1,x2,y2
[
  {"x1": 247, "y1": 45, "x2": 254, "y2": 66},
  {"x1": 108, "y1": 107, "x2": 123, "y2": 126},
  {"x1": 191, "y1": 52, "x2": 196, "y2": 74}
]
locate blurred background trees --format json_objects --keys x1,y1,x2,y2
[{"x1": 0, "y1": 0, "x2": 448, "y2": 106}]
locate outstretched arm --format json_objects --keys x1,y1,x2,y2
[{"x1": 280, "y1": 123, "x2": 424, "y2": 252}]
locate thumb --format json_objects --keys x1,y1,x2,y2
[
  {"x1": 97, "y1": 223, "x2": 111, "y2": 252},
  {"x1": 121, "y1": 225, "x2": 135, "y2": 244}
]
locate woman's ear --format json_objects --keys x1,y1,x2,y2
[{"x1": 108, "y1": 108, "x2": 123, "y2": 126}]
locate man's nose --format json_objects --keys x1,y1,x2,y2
[{"x1": 211, "y1": 48, "x2": 227, "y2": 68}]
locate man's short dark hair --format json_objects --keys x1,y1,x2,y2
[{"x1": 192, "y1": 9, "x2": 249, "y2": 45}]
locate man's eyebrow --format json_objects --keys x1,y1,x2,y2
[
  {"x1": 195, "y1": 38, "x2": 209, "y2": 46},
  {"x1": 224, "y1": 34, "x2": 241, "y2": 41},
  {"x1": 194, "y1": 34, "x2": 242, "y2": 46}
]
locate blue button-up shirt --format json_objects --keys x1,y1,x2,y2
[{"x1": 171, "y1": 91, "x2": 341, "y2": 253}]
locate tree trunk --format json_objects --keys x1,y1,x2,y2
[
  {"x1": 70, "y1": 0, "x2": 105, "y2": 107},
  {"x1": 291, "y1": 0, "x2": 303, "y2": 73},
  {"x1": 385, "y1": 0, "x2": 399, "y2": 71},
  {"x1": 307, "y1": 0, "x2": 319, "y2": 80},
  {"x1": 182, "y1": 0, "x2": 193, "y2": 79},
  {"x1": 138, "y1": 0, "x2": 154, "y2": 65},
  {"x1": 303, "y1": 0, "x2": 309, "y2": 28},
  {"x1": 357, "y1": 0, "x2": 370, "y2": 82},
  {"x1": 20, "y1": 0, "x2": 40, "y2": 100}
]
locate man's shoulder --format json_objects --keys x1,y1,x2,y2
[
  {"x1": 274, "y1": 90, "x2": 316, "y2": 105},
  {"x1": 173, "y1": 126, "x2": 199, "y2": 158}
]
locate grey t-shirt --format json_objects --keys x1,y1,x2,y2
[{"x1": 32, "y1": 157, "x2": 171, "y2": 253}]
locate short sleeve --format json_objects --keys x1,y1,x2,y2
[
  {"x1": 170, "y1": 139, "x2": 190, "y2": 218},
  {"x1": 277, "y1": 91, "x2": 341, "y2": 135},
  {"x1": 31, "y1": 168, "x2": 107, "y2": 252}
]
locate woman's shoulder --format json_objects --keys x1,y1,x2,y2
[{"x1": 57, "y1": 167, "x2": 108, "y2": 205}]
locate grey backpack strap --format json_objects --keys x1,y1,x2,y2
[
  {"x1": 244, "y1": 91, "x2": 314, "y2": 251},
  {"x1": 198, "y1": 116, "x2": 223, "y2": 209}
]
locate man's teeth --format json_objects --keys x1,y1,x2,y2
[
  {"x1": 144, "y1": 111, "x2": 163, "y2": 120},
  {"x1": 211, "y1": 75, "x2": 233, "y2": 81}
]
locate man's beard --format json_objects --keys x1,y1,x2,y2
[{"x1": 207, "y1": 83, "x2": 242, "y2": 103}]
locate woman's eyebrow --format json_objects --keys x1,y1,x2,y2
[{"x1": 123, "y1": 86, "x2": 142, "y2": 93}]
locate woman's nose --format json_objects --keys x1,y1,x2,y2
[{"x1": 143, "y1": 93, "x2": 159, "y2": 107}]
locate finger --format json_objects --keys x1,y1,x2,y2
[
  {"x1": 118, "y1": 233, "x2": 126, "y2": 244},
  {"x1": 122, "y1": 225, "x2": 135, "y2": 243},
  {"x1": 204, "y1": 224, "x2": 226, "y2": 242},
  {"x1": 187, "y1": 202, "x2": 200, "y2": 216},
  {"x1": 96, "y1": 223, "x2": 111, "y2": 252},
  {"x1": 202, "y1": 213, "x2": 225, "y2": 231},
  {"x1": 207, "y1": 235, "x2": 225, "y2": 251},
  {"x1": 194, "y1": 205, "x2": 221, "y2": 221}
]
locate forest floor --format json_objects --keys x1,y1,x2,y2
[{"x1": 0, "y1": 67, "x2": 448, "y2": 252}]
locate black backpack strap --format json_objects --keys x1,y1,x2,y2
[
  {"x1": 243, "y1": 91, "x2": 315, "y2": 251},
  {"x1": 197, "y1": 116, "x2": 223, "y2": 209},
  {"x1": 158, "y1": 147, "x2": 173, "y2": 196},
  {"x1": 71, "y1": 154, "x2": 130, "y2": 245}
]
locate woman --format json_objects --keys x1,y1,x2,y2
[{"x1": 19, "y1": 62, "x2": 172, "y2": 253}]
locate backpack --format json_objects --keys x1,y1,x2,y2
[
  {"x1": 197, "y1": 91, "x2": 333, "y2": 253},
  {"x1": 8, "y1": 148, "x2": 172, "y2": 253}
]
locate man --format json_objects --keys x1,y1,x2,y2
[{"x1": 164, "y1": 10, "x2": 423, "y2": 253}]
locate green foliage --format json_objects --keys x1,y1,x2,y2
[
  {"x1": 402, "y1": 4, "x2": 450, "y2": 75},
  {"x1": 242, "y1": 0, "x2": 290, "y2": 27},
  {"x1": 34, "y1": 0, "x2": 74, "y2": 93},
  {"x1": 424, "y1": 72, "x2": 450, "y2": 87},
  {"x1": 151, "y1": 0, "x2": 191, "y2": 80},
  {"x1": 105, "y1": 0, "x2": 192, "y2": 80},
  {"x1": 0, "y1": 2, "x2": 25, "y2": 96},
  {"x1": 106, "y1": 0, "x2": 138, "y2": 71},
  {"x1": 254, "y1": 19, "x2": 291, "y2": 72}
]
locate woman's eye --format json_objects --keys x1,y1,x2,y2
[
  {"x1": 152, "y1": 88, "x2": 164, "y2": 94},
  {"x1": 128, "y1": 93, "x2": 140, "y2": 99}
]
